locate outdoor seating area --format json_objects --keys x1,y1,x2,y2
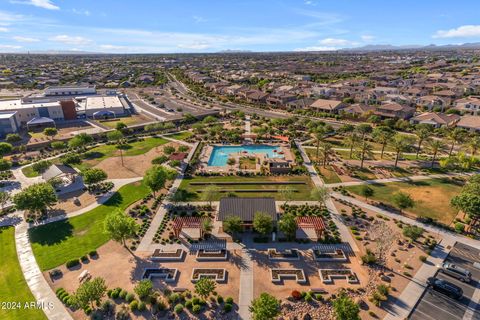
[
  {"x1": 191, "y1": 268, "x2": 227, "y2": 282},
  {"x1": 196, "y1": 249, "x2": 228, "y2": 261},
  {"x1": 151, "y1": 248, "x2": 185, "y2": 261},
  {"x1": 319, "y1": 269, "x2": 359, "y2": 284},
  {"x1": 312, "y1": 248, "x2": 348, "y2": 262},
  {"x1": 271, "y1": 268, "x2": 307, "y2": 284},
  {"x1": 268, "y1": 248, "x2": 300, "y2": 260},
  {"x1": 142, "y1": 268, "x2": 178, "y2": 282}
]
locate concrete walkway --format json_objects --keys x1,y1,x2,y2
[
  {"x1": 384, "y1": 236, "x2": 456, "y2": 320},
  {"x1": 238, "y1": 249, "x2": 254, "y2": 320},
  {"x1": 15, "y1": 220, "x2": 73, "y2": 320}
]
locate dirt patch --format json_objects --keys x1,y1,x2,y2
[
  {"x1": 50, "y1": 190, "x2": 98, "y2": 215},
  {"x1": 94, "y1": 142, "x2": 180, "y2": 179}
]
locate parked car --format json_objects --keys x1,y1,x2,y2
[
  {"x1": 439, "y1": 262, "x2": 472, "y2": 283},
  {"x1": 427, "y1": 277, "x2": 463, "y2": 299}
]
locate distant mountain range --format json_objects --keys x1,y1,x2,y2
[{"x1": 341, "y1": 42, "x2": 480, "y2": 52}]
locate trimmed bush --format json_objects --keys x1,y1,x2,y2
[
  {"x1": 126, "y1": 293, "x2": 135, "y2": 303},
  {"x1": 169, "y1": 293, "x2": 180, "y2": 303},
  {"x1": 224, "y1": 303, "x2": 233, "y2": 312},
  {"x1": 66, "y1": 259, "x2": 80, "y2": 268},
  {"x1": 138, "y1": 301, "x2": 146, "y2": 311},
  {"x1": 89, "y1": 250, "x2": 98, "y2": 258},
  {"x1": 217, "y1": 295, "x2": 224, "y2": 304},
  {"x1": 130, "y1": 300, "x2": 139, "y2": 311},
  {"x1": 192, "y1": 304, "x2": 201, "y2": 314},
  {"x1": 119, "y1": 290, "x2": 128, "y2": 299},
  {"x1": 185, "y1": 300, "x2": 193, "y2": 309},
  {"x1": 225, "y1": 296, "x2": 234, "y2": 304},
  {"x1": 174, "y1": 303, "x2": 184, "y2": 313},
  {"x1": 419, "y1": 255, "x2": 427, "y2": 263}
]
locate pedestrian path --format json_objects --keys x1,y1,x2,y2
[
  {"x1": 15, "y1": 221, "x2": 73, "y2": 320},
  {"x1": 238, "y1": 249, "x2": 254, "y2": 320}
]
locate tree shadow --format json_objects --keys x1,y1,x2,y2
[
  {"x1": 103, "y1": 192, "x2": 123, "y2": 207},
  {"x1": 28, "y1": 219, "x2": 74, "y2": 246},
  {"x1": 84, "y1": 151, "x2": 105, "y2": 160}
]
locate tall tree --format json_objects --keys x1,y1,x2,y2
[
  {"x1": 144, "y1": 165, "x2": 175, "y2": 197},
  {"x1": 466, "y1": 135, "x2": 480, "y2": 157},
  {"x1": 202, "y1": 218, "x2": 213, "y2": 237},
  {"x1": 332, "y1": 292, "x2": 360, "y2": 320},
  {"x1": 201, "y1": 185, "x2": 220, "y2": 207},
  {"x1": 320, "y1": 142, "x2": 334, "y2": 167},
  {"x1": 355, "y1": 123, "x2": 372, "y2": 142},
  {"x1": 313, "y1": 127, "x2": 327, "y2": 162},
  {"x1": 427, "y1": 139, "x2": 445, "y2": 168},
  {"x1": 414, "y1": 124, "x2": 431, "y2": 158},
  {"x1": 223, "y1": 215, "x2": 243, "y2": 237},
  {"x1": 253, "y1": 212, "x2": 273, "y2": 236},
  {"x1": 345, "y1": 133, "x2": 360, "y2": 159},
  {"x1": 310, "y1": 186, "x2": 329, "y2": 207},
  {"x1": 103, "y1": 210, "x2": 138, "y2": 247},
  {"x1": 278, "y1": 213, "x2": 297, "y2": 241},
  {"x1": 0, "y1": 142, "x2": 12, "y2": 157},
  {"x1": 279, "y1": 185, "x2": 295, "y2": 205},
  {"x1": 0, "y1": 191, "x2": 10, "y2": 211},
  {"x1": 73, "y1": 277, "x2": 107, "y2": 310},
  {"x1": 13, "y1": 183, "x2": 57, "y2": 216},
  {"x1": 358, "y1": 141, "x2": 374, "y2": 169},
  {"x1": 249, "y1": 293, "x2": 280, "y2": 320},
  {"x1": 451, "y1": 175, "x2": 480, "y2": 228},
  {"x1": 81, "y1": 168, "x2": 107, "y2": 185},
  {"x1": 392, "y1": 192, "x2": 414, "y2": 213},
  {"x1": 359, "y1": 185, "x2": 374, "y2": 200},
  {"x1": 107, "y1": 130, "x2": 125, "y2": 165},
  {"x1": 372, "y1": 126, "x2": 394, "y2": 159},
  {"x1": 43, "y1": 127, "x2": 58, "y2": 140},
  {"x1": 446, "y1": 128, "x2": 466, "y2": 156},
  {"x1": 390, "y1": 134, "x2": 412, "y2": 167},
  {"x1": 68, "y1": 133, "x2": 93, "y2": 149}
]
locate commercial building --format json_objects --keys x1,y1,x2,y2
[
  {"x1": 77, "y1": 96, "x2": 126, "y2": 118},
  {"x1": 0, "y1": 112, "x2": 19, "y2": 137}
]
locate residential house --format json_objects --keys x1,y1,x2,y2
[
  {"x1": 454, "y1": 97, "x2": 480, "y2": 115},
  {"x1": 456, "y1": 116, "x2": 480, "y2": 132},
  {"x1": 374, "y1": 102, "x2": 415, "y2": 120},
  {"x1": 417, "y1": 95, "x2": 448, "y2": 111},
  {"x1": 410, "y1": 112, "x2": 460, "y2": 128},
  {"x1": 342, "y1": 103, "x2": 375, "y2": 118},
  {"x1": 246, "y1": 90, "x2": 269, "y2": 104},
  {"x1": 310, "y1": 98, "x2": 345, "y2": 113},
  {"x1": 266, "y1": 92, "x2": 297, "y2": 107}
]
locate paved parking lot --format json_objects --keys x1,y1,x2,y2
[{"x1": 409, "y1": 243, "x2": 480, "y2": 320}]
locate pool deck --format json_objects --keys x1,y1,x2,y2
[{"x1": 198, "y1": 143, "x2": 294, "y2": 173}]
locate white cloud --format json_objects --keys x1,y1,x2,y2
[
  {"x1": 0, "y1": 27, "x2": 8, "y2": 32},
  {"x1": 433, "y1": 25, "x2": 480, "y2": 38},
  {"x1": 304, "y1": 0, "x2": 316, "y2": 5},
  {"x1": 361, "y1": 34, "x2": 375, "y2": 42},
  {"x1": 294, "y1": 46, "x2": 337, "y2": 52},
  {"x1": 13, "y1": 36, "x2": 39, "y2": 42},
  {"x1": 193, "y1": 15, "x2": 207, "y2": 23},
  {"x1": 0, "y1": 44, "x2": 22, "y2": 50},
  {"x1": 0, "y1": 11, "x2": 25, "y2": 26},
  {"x1": 177, "y1": 42, "x2": 210, "y2": 50},
  {"x1": 49, "y1": 35, "x2": 92, "y2": 46},
  {"x1": 99, "y1": 44, "x2": 126, "y2": 50},
  {"x1": 72, "y1": 8, "x2": 90, "y2": 16},
  {"x1": 10, "y1": 0, "x2": 59, "y2": 10},
  {"x1": 319, "y1": 38, "x2": 352, "y2": 46}
]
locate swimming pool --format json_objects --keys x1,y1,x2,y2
[{"x1": 208, "y1": 145, "x2": 284, "y2": 166}]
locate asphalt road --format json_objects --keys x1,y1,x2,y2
[{"x1": 410, "y1": 243, "x2": 480, "y2": 320}]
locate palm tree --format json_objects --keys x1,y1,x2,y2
[
  {"x1": 372, "y1": 126, "x2": 394, "y2": 159},
  {"x1": 345, "y1": 132, "x2": 360, "y2": 159},
  {"x1": 466, "y1": 135, "x2": 480, "y2": 157},
  {"x1": 390, "y1": 135, "x2": 411, "y2": 167},
  {"x1": 427, "y1": 139, "x2": 445, "y2": 168},
  {"x1": 313, "y1": 127, "x2": 327, "y2": 163},
  {"x1": 320, "y1": 142, "x2": 334, "y2": 167},
  {"x1": 446, "y1": 128, "x2": 466, "y2": 156},
  {"x1": 414, "y1": 124, "x2": 431, "y2": 158},
  {"x1": 355, "y1": 123, "x2": 373, "y2": 142},
  {"x1": 358, "y1": 141, "x2": 374, "y2": 169}
]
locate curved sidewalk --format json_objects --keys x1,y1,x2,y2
[{"x1": 15, "y1": 220, "x2": 73, "y2": 320}]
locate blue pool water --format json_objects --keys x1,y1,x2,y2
[{"x1": 208, "y1": 145, "x2": 284, "y2": 166}]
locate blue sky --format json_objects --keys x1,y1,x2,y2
[{"x1": 1, "y1": 0, "x2": 480, "y2": 53}]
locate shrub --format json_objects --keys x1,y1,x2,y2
[
  {"x1": 304, "y1": 292, "x2": 313, "y2": 302},
  {"x1": 291, "y1": 290, "x2": 302, "y2": 300},
  {"x1": 314, "y1": 293, "x2": 323, "y2": 301},
  {"x1": 377, "y1": 284, "x2": 390, "y2": 297},
  {"x1": 88, "y1": 250, "x2": 98, "y2": 258},
  {"x1": 185, "y1": 300, "x2": 193, "y2": 309},
  {"x1": 174, "y1": 303, "x2": 184, "y2": 313},
  {"x1": 152, "y1": 155, "x2": 169, "y2": 164},
  {"x1": 192, "y1": 297, "x2": 200, "y2": 305},
  {"x1": 224, "y1": 303, "x2": 233, "y2": 312},
  {"x1": 361, "y1": 249, "x2": 377, "y2": 264},
  {"x1": 192, "y1": 304, "x2": 201, "y2": 314},
  {"x1": 125, "y1": 293, "x2": 135, "y2": 303},
  {"x1": 455, "y1": 222, "x2": 465, "y2": 233},
  {"x1": 138, "y1": 301, "x2": 146, "y2": 311},
  {"x1": 84, "y1": 306, "x2": 92, "y2": 315},
  {"x1": 225, "y1": 296, "x2": 234, "y2": 304},
  {"x1": 217, "y1": 295, "x2": 224, "y2": 304},
  {"x1": 129, "y1": 300, "x2": 138, "y2": 311},
  {"x1": 169, "y1": 293, "x2": 180, "y2": 303},
  {"x1": 66, "y1": 259, "x2": 80, "y2": 268},
  {"x1": 119, "y1": 290, "x2": 128, "y2": 299},
  {"x1": 80, "y1": 255, "x2": 89, "y2": 262},
  {"x1": 419, "y1": 255, "x2": 427, "y2": 262}
]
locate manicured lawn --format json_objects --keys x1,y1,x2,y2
[
  {"x1": 178, "y1": 175, "x2": 315, "y2": 201},
  {"x1": 239, "y1": 157, "x2": 256, "y2": 170},
  {"x1": 78, "y1": 136, "x2": 168, "y2": 169},
  {"x1": 345, "y1": 178, "x2": 464, "y2": 224},
  {"x1": 318, "y1": 166, "x2": 342, "y2": 184},
  {"x1": 29, "y1": 181, "x2": 150, "y2": 270},
  {"x1": 21, "y1": 165, "x2": 40, "y2": 178},
  {"x1": 0, "y1": 227, "x2": 47, "y2": 320},
  {"x1": 99, "y1": 116, "x2": 148, "y2": 129},
  {"x1": 165, "y1": 131, "x2": 194, "y2": 141}
]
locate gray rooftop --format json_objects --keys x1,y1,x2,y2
[{"x1": 218, "y1": 197, "x2": 277, "y2": 222}]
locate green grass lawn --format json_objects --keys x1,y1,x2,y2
[
  {"x1": 345, "y1": 178, "x2": 464, "y2": 224},
  {"x1": 178, "y1": 175, "x2": 315, "y2": 201},
  {"x1": 29, "y1": 181, "x2": 150, "y2": 270},
  {"x1": 317, "y1": 165, "x2": 342, "y2": 184},
  {"x1": 165, "y1": 131, "x2": 194, "y2": 141},
  {"x1": 99, "y1": 116, "x2": 147, "y2": 129},
  {"x1": 21, "y1": 165, "x2": 40, "y2": 178},
  {"x1": 77, "y1": 136, "x2": 169, "y2": 170},
  {"x1": 0, "y1": 227, "x2": 47, "y2": 320}
]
